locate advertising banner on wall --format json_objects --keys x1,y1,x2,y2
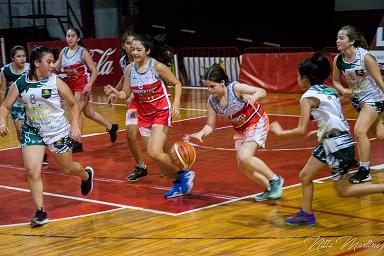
[{"x1": 28, "y1": 38, "x2": 122, "y2": 86}]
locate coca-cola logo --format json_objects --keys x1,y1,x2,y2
[{"x1": 89, "y1": 48, "x2": 117, "y2": 76}]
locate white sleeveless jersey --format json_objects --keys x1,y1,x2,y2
[
  {"x1": 15, "y1": 74, "x2": 71, "y2": 144},
  {"x1": 129, "y1": 58, "x2": 171, "y2": 116},
  {"x1": 336, "y1": 47, "x2": 384, "y2": 102},
  {"x1": 301, "y1": 84, "x2": 350, "y2": 140},
  {"x1": 60, "y1": 46, "x2": 90, "y2": 86}
]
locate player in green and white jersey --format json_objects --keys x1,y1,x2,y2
[{"x1": 0, "y1": 46, "x2": 94, "y2": 228}]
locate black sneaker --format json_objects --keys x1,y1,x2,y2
[
  {"x1": 30, "y1": 208, "x2": 48, "y2": 228},
  {"x1": 107, "y1": 124, "x2": 118, "y2": 143},
  {"x1": 72, "y1": 141, "x2": 83, "y2": 153},
  {"x1": 126, "y1": 165, "x2": 148, "y2": 181},
  {"x1": 81, "y1": 166, "x2": 94, "y2": 195},
  {"x1": 42, "y1": 153, "x2": 49, "y2": 166},
  {"x1": 349, "y1": 167, "x2": 372, "y2": 184}
]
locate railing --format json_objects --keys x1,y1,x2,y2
[
  {"x1": 177, "y1": 47, "x2": 241, "y2": 87},
  {"x1": 7, "y1": 0, "x2": 83, "y2": 37}
]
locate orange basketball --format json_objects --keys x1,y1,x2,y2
[{"x1": 170, "y1": 141, "x2": 196, "y2": 170}]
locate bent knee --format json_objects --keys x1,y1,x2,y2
[{"x1": 25, "y1": 169, "x2": 41, "y2": 180}]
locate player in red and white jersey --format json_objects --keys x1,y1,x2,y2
[
  {"x1": 55, "y1": 27, "x2": 118, "y2": 152},
  {"x1": 105, "y1": 34, "x2": 195, "y2": 199},
  {"x1": 186, "y1": 63, "x2": 284, "y2": 202}
]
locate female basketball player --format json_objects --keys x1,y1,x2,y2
[
  {"x1": 55, "y1": 27, "x2": 118, "y2": 152},
  {"x1": 105, "y1": 34, "x2": 195, "y2": 198},
  {"x1": 0, "y1": 45, "x2": 49, "y2": 165},
  {"x1": 332, "y1": 25, "x2": 384, "y2": 184},
  {"x1": 0, "y1": 46, "x2": 94, "y2": 227},
  {"x1": 271, "y1": 52, "x2": 384, "y2": 226},
  {"x1": 186, "y1": 63, "x2": 284, "y2": 202},
  {"x1": 112, "y1": 32, "x2": 149, "y2": 181}
]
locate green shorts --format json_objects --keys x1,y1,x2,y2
[
  {"x1": 10, "y1": 105, "x2": 25, "y2": 122},
  {"x1": 21, "y1": 123, "x2": 73, "y2": 153}
]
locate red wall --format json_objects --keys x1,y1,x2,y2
[{"x1": 239, "y1": 52, "x2": 339, "y2": 93}]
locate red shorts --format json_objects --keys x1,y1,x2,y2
[
  {"x1": 127, "y1": 100, "x2": 138, "y2": 110},
  {"x1": 138, "y1": 109, "x2": 172, "y2": 128},
  {"x1": 64, "y1": 76, "x2": 89, "y2": 94}
]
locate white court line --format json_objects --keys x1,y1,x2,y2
[
  {"x1": 0, "y1": 163, "x2": 236, "y2": 200},
  {"x1": 0, "y1": 184, "x2": 176, "y2": 215}
]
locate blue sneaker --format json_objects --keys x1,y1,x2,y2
[
  {"x1": 164, "y1": 170, "x2": 195, "y2": 198},
  {"x1": 164, "y1": 182, "x2": 182, "y2": 198},
  {"x1": 178, "y1": 170, "x2": 195, "y2": 194},
  {"x1": 285, "y1": 208, "x2": 317, "y2": 226}
]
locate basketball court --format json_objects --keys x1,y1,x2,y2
[{"x1": 0, "y1": 89, "x2": 384, "y2": 255}]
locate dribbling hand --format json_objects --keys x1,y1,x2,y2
[
  {"x1": 270, "y1": 121, "x2": 282, "y2": 135},
  {"x1": 184, "y1": 133, "x2": 203, "y2": 143}
]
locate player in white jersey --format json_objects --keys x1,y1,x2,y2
[
  {"x1": 55, "y1": 27, "x2": 118, "y2": 153},
  {"x1": 271, "y1": 52, "x2": 384, "y2": 226},
  {"x1": 0, "y1": 46, "x2": 94, "y2": 228},
  {"x1": 332, "y1": 25, "x2": 384, "y2": 184}
]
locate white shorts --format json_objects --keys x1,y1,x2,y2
[
  {"x1": 125, "y1": 109, "x2": 138, "y2": 126},
  {"x1": 138, "y1": 126, "x2": 151, "y2": 137},
  {"x1": 234, "y1": 113, "x2": 269, "y2": 151}
]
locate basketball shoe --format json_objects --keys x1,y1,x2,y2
[
  {"x1": 127, "y1": 165, "x2": 148, "y2": 181},
  {"x1": 107, "y1": 124, "x2": 119, "y2": 143},
  {"x1": 268, "y1": 176, "x2": 284, "y2": 199},
  {"x1": 349, "y1": 167, "x2": 372, "y2": 184},
  {"x1": 285, "y1": 208, "x2": 317, "y2": 226},
  {"x1": 30, "y1": 208, "x2": 48, "y2": 228},
  {"x1": 81, "y1": 166, "x2": 94, "y2": 196},
  {"x1": 164, "y1": 170, "x2": 195, "y2": 198}
]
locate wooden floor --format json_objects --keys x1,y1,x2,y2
[{"x1": 1, "y1": 87, "x2": 384, "y2": 256}]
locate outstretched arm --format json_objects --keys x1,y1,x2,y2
[
  {"x1": 270, "y1": 98, "x2": 316, "y2": 137},
  {"x1": 186, "y1": 100, "x2": 217, "y2": 143}
]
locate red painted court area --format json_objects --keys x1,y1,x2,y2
[{"x1": 0, "y1": 115, "x2": 382, "y2": 226}]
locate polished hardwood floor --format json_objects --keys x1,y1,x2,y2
[{"x1": 0, "y1": 87, "x2": 383, "y2": 256}]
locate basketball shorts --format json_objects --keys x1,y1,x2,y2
[
  {"x1": 234, "y1": 112, "x2": 269, "y2": 151},
  {"x1": 312, "y1": 132, "x2": 356, "y2": 176},
  {"x1": 21, "y1": 123, "x2": 72, "y2": 153}
]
